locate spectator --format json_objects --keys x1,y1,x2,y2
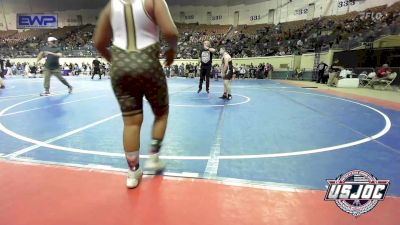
[
  {"x1": 24, "y1": 63, "x2": 30, "y2": 78},
  {"x1": 316, "y1": 61, "x2": 328, "y2": 83},
  {"x1": 377, "y1": 64, "x2": 392, "y2": 78},
  {"x1": 239, "y1": 65, "x2": 246, "y2": 79},
  {"x1": 265, "y1": 63, "x2": 273, "y2": 78},
  {"x1": 327, "y1": 59, "x2": 344, "y2": 87},
  {"x1": 5, "y1": 60, "x2": 12, "y2": 76},
  {"x1": 257, "y1": 63, "x2": 265, "y2": 79},
  {"x1": 0, "y1": 57, "x2": 4, "y2": 79},
  {"x1": 297, "y1": 39, "x2": 303, "y2": 48},
  {"x1": 179, "y1": 63, "x2": 185, "y2": 77},
  {"x1": 294, "y1": 67, "x2": 304, "y2": 80},
  {"x1": 73, "y1": 63, "x2": 81, "y2": 75},
  {"x1": 164, "y1": 65, "x2": 171, "y2": 78},
  {"x1": 0, "y1": 5, "x2": 399, "y2": 59}
]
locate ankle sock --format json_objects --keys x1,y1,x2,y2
[
  {"x1": 125, "y1": 151, "x2": 140, "y2": 171},
  {"x1": 150, "y1": 139, "x2": 163, "y2": 154}
]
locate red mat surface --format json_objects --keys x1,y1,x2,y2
[{"x1": 0, "y1": 160, "x2": 399, "y2": 225}]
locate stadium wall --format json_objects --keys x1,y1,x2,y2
[
  {"x1": 1, "y1": 0, "x2": 397, "y2": 30},
  {"x1": 170, "y1": 0, "x2": 395, "y2": 25}
]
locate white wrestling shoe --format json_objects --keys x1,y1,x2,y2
[
  {"x1": 40, "y1": 91, "x2": 51, "y2": 96},
  {"x1": 126, "y1": 168, "x2": 143, "y2": 189},
  {"x1": 144, "y1": 153, "x2": 166, "y2": 172}
]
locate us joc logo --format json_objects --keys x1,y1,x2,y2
[{"x1": 325, "y1": 170, "x2": 390, "y2": 217}]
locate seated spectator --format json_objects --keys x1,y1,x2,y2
[
  {"x1": 63, "y1": 65, "x2": 70, "y2": 76},
  {"x1": 239, "y1": 66, "x2": 246, "y2": 79},
  {"x1": 293, "y1": 67, "x2": 304, "y2": 80},
  {"x1": 297, "y1": 39, "x2": 303, "y2": 48},
  {"x1": 377, "y1": 64, "x2": 392, "y2": 78},
  {"x1": 336, "y1": 67, "x2": 352, "y2": 79},
  {"x1": 73, "y1": 63, "x2": 81, "y2": 76},
  {"x1": 1, "y1": 6, "x2": 400, "y2": 59}
]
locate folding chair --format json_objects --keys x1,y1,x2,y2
[
  {"x1": 360, "y1": 72, "x2": 376, "y2": 88},
  {"x1": 358, "y1": 73, "x2": 370, "y2": 87},
  {"x1": 375, "y1": 72, "x2": 397, "y2": 90}
]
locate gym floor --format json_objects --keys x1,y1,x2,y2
[{"x1": 0, "y1": 76, "x2": 399, "y2": 225}]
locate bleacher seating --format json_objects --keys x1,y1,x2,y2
[{"x1": 0, "y1": 4, "x2": 399, "y2": 59}]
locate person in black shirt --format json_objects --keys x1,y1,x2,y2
[
  {"x1": 101, "y1": 63, "x2": 106, "y2": 76},
  {"x1": 5, "y1": 60, "x2": 12, "y2": 76},
  {"x1": 31, "y1": 63, "x2": 37, "y2": 76},
  {"x1": 0, "y1": 58, "x2": 4, "y2": 87},
  {"x1": 0, "y1": 57, "x2": 4, "y2": 79},
  {"x1": 92, "y1": 58, "x2": 101, "y2": 80},
  {"x1": 316, "y1": 61, "x2": 328, "y2": 83},
  {"x1": 257, "y1": 63, "x2": 265, "y2": 79},
  {"x1": 198, "y1": 41, "x2": 216, "y2": 93}
]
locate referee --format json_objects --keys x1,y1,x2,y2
[{"x1": 198, "y1": 40, "x2": 216, "y2": 93}]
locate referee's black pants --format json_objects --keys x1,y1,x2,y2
[{"x1": 199, "y1": 67, "x2": 211, "y2": 91}]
